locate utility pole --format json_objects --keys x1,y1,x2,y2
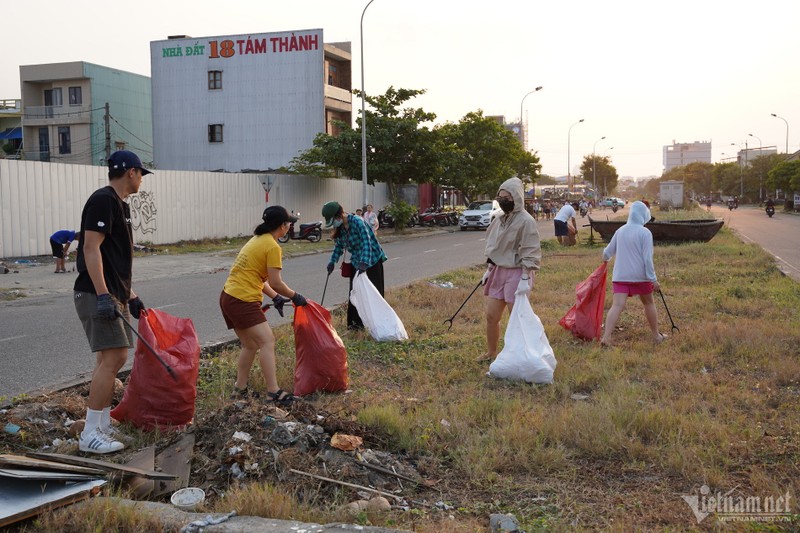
[{"x1": 104, "y1": 102, "x2": 111, "y2": 162}]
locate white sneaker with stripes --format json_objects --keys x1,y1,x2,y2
[{"x1": 79, "y1": 428, "x2": 125, "y2": 454}]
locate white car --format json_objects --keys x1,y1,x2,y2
[
  {"x1": 459, "y1": 200, "x2": 500, "y2": 230},
  {"x1": 601, "y1": 197, "x2": 627, "y2": 207}
]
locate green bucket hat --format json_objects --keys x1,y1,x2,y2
[{"x1": 321, "y1": 201, "x2": 342, "y2": 227}]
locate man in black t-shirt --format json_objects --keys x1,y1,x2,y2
[{"x1": 73, "y1": 150, "x2": 151, "y2": 454}]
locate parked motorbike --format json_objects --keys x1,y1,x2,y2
[
  {"x1": 766, "y1": 205, "x2": 775, "y2": 218},
  {"x1": 418, "y1": 209, "x2": 437, "y2": 227},
  {"x1": 277, "y1": 214, "x2": 322, "y2": 243},
  {"x1": 378, "y1": 209, "x2": 418, "y2": 228}
]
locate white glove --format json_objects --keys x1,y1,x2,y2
[
  {"x1": 515, "y1": 277, "x2": 531, "y2": 295},
  {"x1": 481, "y1": 268, "x2": 491, "y2": 285}
]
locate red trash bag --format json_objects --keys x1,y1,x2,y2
[
  {"x1": 111, "y1": 309, "x2": 200, "y2": 431},
  {"x1": 293, "y1": 300, "x2": 348, "y2": 397},
  {"x1": 559, "y1": 262, "x2": 608, "y2": 341}
]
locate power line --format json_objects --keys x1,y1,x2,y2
[{"x1": 108, "y1": 114, "x2": 153, "y2": 149}]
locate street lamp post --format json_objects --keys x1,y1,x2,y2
[
  {"x1": 749, "y1": 133, "x2": 763, "y2": 202},
  {"x1": 360, "y1": 0, "x2": 378, "y2": 208},
  {"x1": 519, "y1": 86, "x2": 542, "y2": 149},
  {"x1": 771, "y1": 113, "x2": 789, "y2": 154},
  {"x1": 731, "y1": 142, "x2": 744, "y2": 199},
  {"x1": 567, "y1": 119, "x2": 584, "y2": 193},
  {"x1": 592, "y1": 136, "x2": 606, "y2": 200}
]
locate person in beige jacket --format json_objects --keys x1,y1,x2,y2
[{"x1": 478, "y1": 177, "x2": 542, "y2": 363}]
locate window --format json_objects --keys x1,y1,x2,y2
[
  {"x1": 328, "y1": 65, "x2": 337, "y2": 85},
  {"x1": 38, "y1": 127, "x2": 50, "y2": 152},
  {"x1": 208, "y1": 70, "x2": 222, "y2": 90},
  {"x1": 208, "y1": 124, "x2": 223, "y2": 143},
  {"x1": 115, "y1": 141, "x2": 126, "y2": 151},
  {"x1": 44, "y1": 88, "x2": 63, "y2": 106},
  {"x1": 58, "y1": 127, "x2": 71, "y2": 154},
  {"x1": 68, "y1": 87, "x2": 82, "y2": 105}
]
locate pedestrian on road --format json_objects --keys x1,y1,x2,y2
[
  {"x1": 600, "y1": 201, "x2": 666, "y2": 347},
  {"x1": 554, "y1": 201, "x2": 578, "y2": 246},
  {"x1": 220, "y1": 205, "x2": 307, "y2": 406},
  {"x1": 478, "y1": 177, "x2": 541, "y2": 363},
  {"x1": 73, "y1": 150, "x2": 151, "y2": 454},
  {"x1": 706, "y1": 197, "x2": 712, "y2": 212},
  {"x1": 323, "y1": 201, "x2": 387, "y2": 330},
  {"x1": 50, "y1": 229, "x2": 79, "y2": 273},
  {"x1": 363, "y1": 204, "x2": 379, "y2": 234}
]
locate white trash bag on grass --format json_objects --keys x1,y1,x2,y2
[
  {"x1": 489, "y1": 293, "x2": 556, "y2": 384},
  {"x1": 349, "y1": 272, "x2": 409, "y2": 342}
]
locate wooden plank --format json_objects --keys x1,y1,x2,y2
[
  {"x1": 121, "y1": 446, "x2": 155, "y2": 499},
  {"x1": 25, "y1": 452, "x2": 177, "y2": 481},
  {"x1": 0, "y1": 468, "x2": 101, "y2": 482},
  {"x1": 0, "y1": 454, "x2": 105, "y2": 476},
  {"x1": 152, "y1": 433, "x2": 195, "y2": 497}
]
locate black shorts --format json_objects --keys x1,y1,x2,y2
[
  {"x1": 50, "y1": 239, "x2": 64, "y2": 258},
  {"x1": 554, "y1": 220, "x2": 569, "y2": 237}
]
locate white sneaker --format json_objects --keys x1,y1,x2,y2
[{"x1": 79, "y1": 428, "x2": 125, "y2": 454}]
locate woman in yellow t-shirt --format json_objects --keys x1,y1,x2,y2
[{"x1": 219, "y1": 206, "x2": 307, "y2": 406}]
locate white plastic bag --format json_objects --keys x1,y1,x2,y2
[
  {"x1": 489, "y1": 293, "x2": 557, "y2": 384},
  {"x1": 349, "y1": 273, "x2": 409, "y2": 342}
]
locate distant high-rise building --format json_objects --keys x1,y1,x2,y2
[{"x1": 663, "y1": 140, "x2": 711, "y2": 172}]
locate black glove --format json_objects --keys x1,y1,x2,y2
[
  {"x1": 271, "y1": 294, "x2": 290, "y2": 317},
  {"x1": 357, "y1": 262, "x2": 368, "y2": 273},
  {"x1": 290, "y1": 292, "x2": 308, "y2": 307},
  {"x1": 128, "y1": 297, "x2": 145, "y2": 320},
  {"x1": 95, "y1": 293, "x2": 118, "y2": 320},
  {"x1": 326, "y1": 262, "x2": 335, "y2": 275}
]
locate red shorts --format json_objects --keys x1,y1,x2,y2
[
  {"x1": 612, "y1": 281, "x2": 654, "y2": 296},
  {"x1": 219, "y1": 291, "x2": 266, "y2": 330}
]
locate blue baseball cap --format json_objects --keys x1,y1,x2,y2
[{"x1": 108, "y1": 150, "x2": 153, "y2": 175}]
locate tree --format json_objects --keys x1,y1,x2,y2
[
  {"x1": 290, "y1": 87, "x2": 438, "y2": 199},
  {"x1": 435, "y1": 111, "x2": 541, "y2": 205},
  {"x1": 579, "y1": 155, "x2": 618, "y2": 196},
  {"x1": 682, "y1": 162, "x2": 714, "y2": 197},
  {"x1": 712, "y1": 162, "x2": 741, "y2": 196},
  {"x1": 748, "y1": 154, "x2": 789, "y2": 201},
  {"x1": 767, "y1": 160, "x2": 800, "y2": 196}
]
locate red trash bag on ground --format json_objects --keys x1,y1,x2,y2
[
  {"x1": 293, "y1": 300, "x2": 349, "y2": 397},
  {"x1": 559, "y1": 262, "x2": 608, "y2": 341},
  {"x1": 111, "y1": 309, "x2": 200, "y2": 431}
]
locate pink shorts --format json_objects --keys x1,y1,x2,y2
[
  {"x1": 483, "y1": 266, "x2": 523, "y2": 303},
  {"x1": 613, "y1": 281, "x2": 654, "y2": 297}
]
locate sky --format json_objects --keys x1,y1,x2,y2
[{"x1": 2, "y1": 0, "x2": 799, "y2": 179}]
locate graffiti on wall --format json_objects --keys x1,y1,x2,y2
[{"x1": 130, "y1": 190, "x2": 158, "y2": 234}]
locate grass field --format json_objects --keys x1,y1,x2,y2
[{"x1": 16, "y1": 227, "x2": 800, "y2": 531}]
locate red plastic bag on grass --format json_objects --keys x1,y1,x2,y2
[
  {"x1": 111, "y1": 309, "x2": 200, "y2": 431},
  {"x1": 559, "y1": 262, "x2": 607, "y2": 341},
  {"x1": 293, "y1": 300, "x2": 349, "y2": 396}
]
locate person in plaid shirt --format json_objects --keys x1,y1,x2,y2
[{"x1": 323, "y1": 201, "x2": 387, "y2": 329}]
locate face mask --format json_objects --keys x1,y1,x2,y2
[
  {"x1": 498, "y1": 199, "x2": 514, "y2": 213},
  {"x1": 333, "y1": 219, "x2": 343, "y2": 228}
]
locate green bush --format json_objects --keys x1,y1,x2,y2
[{"x1": 386, "y1": 200, "x2": 417, "y2": 231}]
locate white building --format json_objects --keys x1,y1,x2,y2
[
  {"x1": 150, "y1": 29, "x2": 352, "y2": 172},
  {"x1": 663, "y1": 141, "x2": 711, "y2": 172}
]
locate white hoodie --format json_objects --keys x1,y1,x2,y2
[{"x1": 602, "y1": 201, "x2": 657, "y2": 282}]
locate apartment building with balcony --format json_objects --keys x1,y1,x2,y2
[
  {"x1": 19, "y1": 62, "x2": 152, "y2": 165},
  {"x1": 150, "y1": 29, "x2": 352, "y2": 172}
]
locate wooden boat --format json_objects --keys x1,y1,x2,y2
[{"x1": 587, "y1": 217, "x2": 724, "y2": 243}]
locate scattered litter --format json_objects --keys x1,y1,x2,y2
[
  {"x1": 428, "y1": 280, "x2": 455, "y2": 289},
  {"x1": 2, "y1": 423, "x2": 21, "y2": 435},
  {"x1": 570, "y1": 393, "x2": 590, "y2": 401},
  {"x1": 435, "y1": 500, "x2": 454, "y2": 510},
  {"x1": 171, "y1": 487, "x2": 205, "y2": 511},
  {"x1": 331, "y1": 433, "x2": 363, "y2": 451},
  {"x1": 440, "y1": 418, "x2": 451, "y2": 428},
  {"x1": 180, "y1": 510, "x2": 237, "y2": 533},
  {"x1": 490, "y1": 512, "x2": 521, "y2": 532},
  {"x1": 232, "y1": 431, "x2": 252, "y2": 442},
  {"x1": 228, "y1": 446, "x2": 243, "y2": 456}
]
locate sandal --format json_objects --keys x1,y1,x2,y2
[
  {"x1": 266, "y1": 389, "x2": 296, "y2": 407},
  {"x1": 230, "y1": 386, "x2": 260, "y2": 400}
]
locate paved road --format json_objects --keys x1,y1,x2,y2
[
  {"x1": 711, "y1": 205, "x2": 800, "y2": 282},
  {"x1": 0, "y1": 222, "x2": 556, "y2": 400}
]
